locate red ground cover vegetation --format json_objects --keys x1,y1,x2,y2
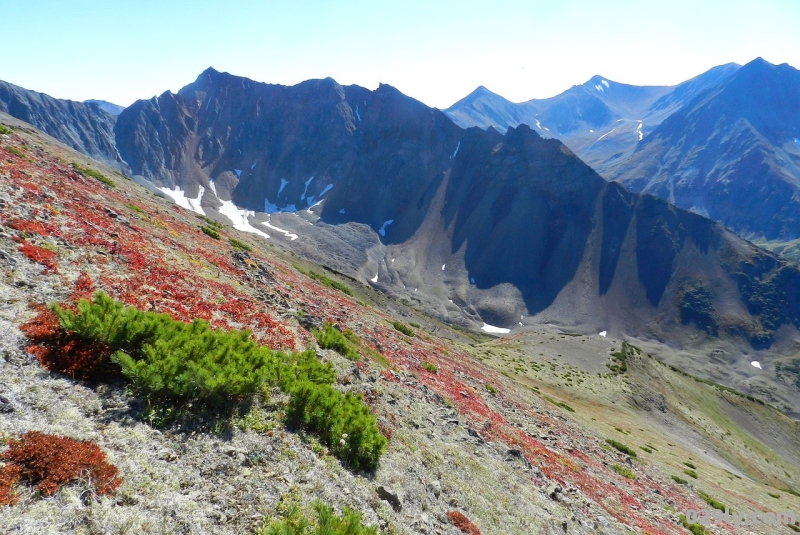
[
  {"x1": 0, "y1": 432, "x2": 120, "y2": 503},
  {"x1": 447, "y1": 510, "x2": 481, "y2": 534}
]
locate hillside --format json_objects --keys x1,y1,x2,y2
[{"x1": 2, "y1": 108, "x2": 800, "y2": 534}]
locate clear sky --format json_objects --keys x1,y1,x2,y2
[{"x1": 3, "y1": 0, "x2": 799, "y2": 109}]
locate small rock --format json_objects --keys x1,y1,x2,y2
[
  {"x1": 0, "y1": 395, "x2": 15, "y2": 414},
  {"x1": 548, "y1": 483, "x2": 563, "y2": 501},
  {"x1": 377, "y1": 485, "x2": 402, "y2": 512},
  {"x1": 157, "y1": 449, "x2": 177, "y2": 462},
  {"x1": 427, "y1": 480, "x2": 441, "y2": 498}
]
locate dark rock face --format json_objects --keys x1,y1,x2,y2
[
  {"x1": 106, "y1": 69, "x2": 800, "y2": 347},
  {"x1": 115, "y1": 68, "x2": 461, "y2": 242},
  {"x1": 0, "y1": 81, "x2": 123, "y2": 168}
]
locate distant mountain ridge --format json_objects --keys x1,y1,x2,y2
[
  {"x1": 0, "y1": 80, "x2": 124, "y2": 168},
  {"x1": 2, "y1": 68, "x2": 800, "y2": 350},
  {"x1": 445, "y1": 59, "x2": 800, "y2": 241}
]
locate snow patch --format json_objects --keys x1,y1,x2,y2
[
  {"x1": 370, "y1": 273, "x2": 378, "y2": 283},
  {"x1": 301, "y1": 176, "x2": 314, "y2": 200},
  {"x1": 795, "y1": 138, "x2": 800, "y2": 145},
  {"x1": 441, "y1": 264, "x2": 446, "y2": 271},
  {"x1": 217, "y1": 199, "x2": 270, "y2": 240},
  {"x1": 208, "y1": 180, "x2": 218, "y2": 197},
  {"x1": 599, "y1": 331, "x2": 607, "y2": 337},
  {"x1": 262, "y1": 218, "x2": 298, "y2": 240},
  {"x1": 451, "y1": 141, "x2": 460, "y2": 159},
  {"x1": 391, "y1": 258, "x2": 395, "y2": 262},
  {"x1": 234, "y1": 169, "x2": 242, "y2": 178},
  {"x1": 278, "y1": 178, "x2": 289, "y2": 196},
  {"x1": 339, "y1": 208, "x2": 346, "y2": 214},
  {"x1": 355, "y1": 105, "x2": 361, "y2": 122},
  {"x1": 470, "y1": 277, "x2": 475, "y2": 284},
  {"x1": 597, "y1": 129, "x2": 616, "y2": 141},
  {"x1": 158, "y1": 185, "x2": 205, "y2": 216},
  {"x1": 637, "y1": 121, "x2": 643, "y2": 141},
  {"x1": 378, "y1": 219, "x2": 394, "y2": 237},
  {"x1": 250, "y1": 162, "x2": 256, "y2": 170},
  {"x1": 318, "y1": 183, "x2": 333, "y2": 198},
  {"x1": 751, "y1": 361, "x2": 762, "y2": 369},
  {"x1": 594, "y1": 85, "x2": 603, "y2": 92},
  {"x1": 601, "y1": 79, "x2": 609, "y2": 88},
  {"x1": 589, "y1": 129, "x2": 594, "y2": 133},
  {"x1": 481, "y1": 323, "x2": 510, "y2": 334}
]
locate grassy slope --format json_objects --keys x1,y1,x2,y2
[{"x1": 467, "y1": 330, "x2": 800, "y2": 525}]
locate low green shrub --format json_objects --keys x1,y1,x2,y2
[
  {"x1": 485, "y1": 384, "x2": 497, "y2": 394},
  {"x1": 683, "y1": 469, "x2": 698, "y2": 479},
  {"x1": 229, "y1": 238, "x2": 251, "y2": 251},
  {"x1": 605, "y1": 439, "x2": 637, "y2": 457},
  {"x1": 201, "y1": 225, "x2": 221, "y2": 239},
  {"x1": 391, "y1": 321, "x2": 414, "y2": 337},
  {"x1": 313, "y1": 323, "x2": 359, "y2": 361},
  {"x1": 543, "y1": 395, "x2": 575, "y2": 412},
  {"x1": 71, "y1": 163, "x2": 115, "y2": 187},
  {"x1": 684, "y1": 461, "x2": 697, "y2": 469},
  {"x1": 421, "y1": 361, "x2": 437, "y2": 373},
  {"x1": 261, "y1": 500, "x2": 378, "y2": 535},
  {"x1": 285, "y1": 381, "x2": 386, "y2": 471},
  {"x1": 611, "y1": 464, "x2": 636, "y2": 479},
  {"x1": 679, "y1": 515, "x2": 710, "y2": 535},
  {"x1": 671, "y1": 475, "x2": 688, "y2": 485},
  {"x1": 697, "y1": 490, "x2": 727, "y2": 512},
  {"x1": 306, "y1": 270, "x2": 353, "y2": 296},
  {"x1": 50, "y1": 292, "x2": 385, "y2": 471},
  {"x1": 0, "y1": 124, "x2": 12, "y2": 135}
]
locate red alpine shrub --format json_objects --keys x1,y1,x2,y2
[
  {"x1": 1, "y1": 432, "x2": 120, "y2": 499},
  {"x1": 13, "y1": 237, "x2": 58, "y2": 273},
  {"x1": 0, "y1": 463, "x2": 22, "y2": 506},
  {"x1": 19, "y1": 305, "x2": 114, "y2": 380},
  {"x1": 447, "y1": 511, "x2": 481, "y2": 535}
]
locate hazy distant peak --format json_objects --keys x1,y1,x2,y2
[{"x1": 84, "y1": 99, "x2": 124, "y2": 116}]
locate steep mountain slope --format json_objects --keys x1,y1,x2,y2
[
  {"x1": 0, "y1": 80, "x2": 124, "y2": 167},
  {"x1": 3, "y1": 112, "x2": 800, "y2": 535},
  {"x1": 105, "y1": 70, "x2": 800, "y2": 354},
  {"x1": 609, "y1": 58, "x2": 800, "y2": 241}
]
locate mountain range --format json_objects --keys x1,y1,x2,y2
[
  {"x1": 445, "y1": 58, "x2": 800, "y2": 242},
  {"x1": 1, "y1": 67, "x2": 800, "y2": 353}
]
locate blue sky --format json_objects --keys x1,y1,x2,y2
[{"x1": 4, "y1": 0, "x2": 799, "y2": 108}]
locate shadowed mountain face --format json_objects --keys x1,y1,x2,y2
[
  {"x1": 0, "y1": 81, "x2": 124, "y2": 168},
  {"x1": 106, "y1": 71, "x2": 800, "y2": 348}
]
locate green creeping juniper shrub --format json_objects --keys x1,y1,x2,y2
[
  {"x1": 683, "y1": 469, "x2": 698, "y2": 479},
  {"x1": 70, "y1": 163, "x2": 115, "y2": 187},
  {"x1": 228, "y1": 238, "x2": 252, "y2": 252},
  {"x1": 605, "y1": 439, "x2": 637, "y2": 458},
  {"x1": 684, "y1": 461, "x2": 697, "y2": 469},
  {"x1": 697, "y1": 490, "x2": 727, "y2": 512},
  {"x1": 391, "y1": 321, "x2": 414, "y2": 337},
  {"x1": 306, "y1": 270, "x2": 353, "y2": 296},
  {"x1": 543, "y1": 395, "x2": 575, "y2": 412},
  {"x1": 53, "y1": 292, "x2": 272, "y2": 409},
  {"x1": 261, "y1": 500, "x2": 378, "y2": 535},
  {"x1": 611, "y1": 464, "x2": 636, "y2": 479},
  {"x1": 285, "y1": 381, "x2": 387, "y2": 471},
  {"x1": 679, "y1": 515, "x2": 710, "y2": 535},
  {"x1": 485, "y1": 384, "x2": 498, "y2": 394},
  {"x1": 671, "y1": 475, "x2": 688, "y2": 485},
  {"x1": 421, "y1": 361, "x2": 437, "y2": 373},
  {"x1": 52, "y1": 292, "x2": 386, "y2": 471},
  {"x1": 313, "y1": 323, "x2": 359, "y2": 361},
  {"x1": 0, "y1": 124, "x2": 11, "y2": 135},
  {"x1": 201, "y1": 225, "x2": 221, "y2": 239}
]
